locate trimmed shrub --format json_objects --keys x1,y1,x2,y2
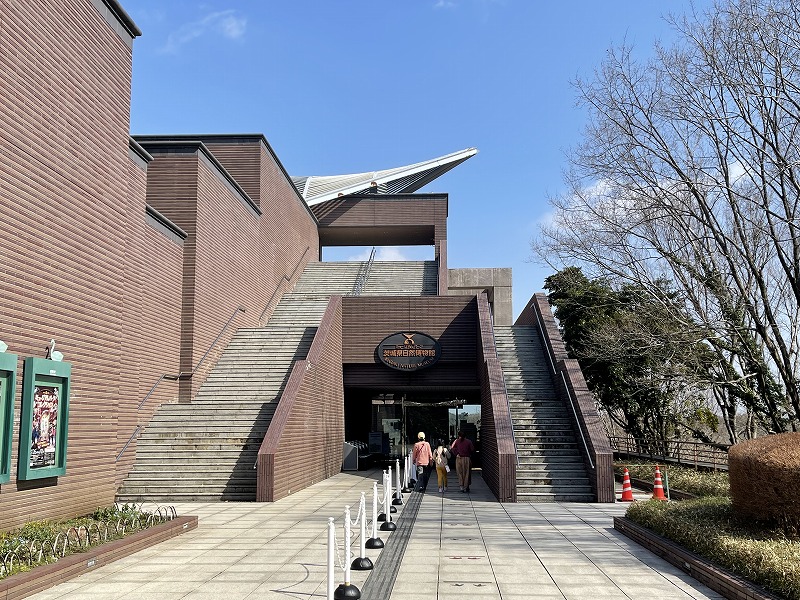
[
  {"x1": 614, "y1": 461, "x2": 730, "y2": 497},
  {"x1": 627, "y1": 497, "x2": 800, "y2": 600},
  {"x1": 729, "y1": 432, "x2": 800, "y2": 530}
]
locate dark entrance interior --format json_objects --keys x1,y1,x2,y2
[{"x1": 344, "y1": 389, "x2": 481, "y2": 464}]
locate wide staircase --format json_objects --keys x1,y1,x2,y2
[
  {"x1": 117, "y1": 260, "x2": 436, "y2": 502},
  {"x1": 494, "y1": 326, "x2": 594, "y2": 501}
]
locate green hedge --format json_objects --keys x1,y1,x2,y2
[
  {"x1": 627, "y1": 497, "x2": 800, "y2": 599},
  {"x1": 615, "y1": 460, "x2": 730, "y2": 497}
]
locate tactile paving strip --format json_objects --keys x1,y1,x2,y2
[{"x1": 359, "y1": 489, "x2": 424, "y2": 599}]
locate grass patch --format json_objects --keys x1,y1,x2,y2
[
  {"x1": 0, "y1": 504, "x2": 173, "y2": 579},
  {"x1": 627, "y1": 497, "x2": 800, "y2": 599},
  {"x1": 615, "y1": 459, "x2": 730, "y2": 497}
]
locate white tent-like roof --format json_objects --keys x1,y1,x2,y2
[{"x1": 292, "y1": 148, "x2": 478, "y2": 207}]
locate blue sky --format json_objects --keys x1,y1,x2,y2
[{"x1": 123, "y1": 0, "x2": 708, "y2": 319}]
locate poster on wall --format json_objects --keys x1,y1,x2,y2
[
  {"x1": 17, "y1": 357, "x2": 71, "y2": 480},
  {"x1": 30, "y1": 385, "x2": 59, "y2": 469}
]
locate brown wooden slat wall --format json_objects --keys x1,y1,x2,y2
[
  {"x1": 257, "y1": 297, "x2": 344, "y2": 501},
  {"x1": 314, "y1": 195, "x2": 447, "y2": 257},
  {"x1": 438, "y1": 239, "x2": 448, "y2": 294},
  {"x1": 0, "y1": 0, "x2": 135, "y2": 530},
  {"x1": 476, "y1": 294, "x2": 517, "y2": 502},
  {"x1": 341, "y1": 296, "x2": 476, "y2": 364},
  {"x1": 519, "y1": 295, "x2": 615, "y2": 502},
  {"x1": 140, "y1": 149, "x2": 319, "y2": 401},
  {"x1": 203, "y1": 141, "x2": 262, "y2": 205},
  {"x1": 0, "y1": 2, "x2": 322, "y2": 530}
]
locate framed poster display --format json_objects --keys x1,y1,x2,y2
[
  {"x1": 0, "y1": 352, "x2": 17, "y2": 484},
  {"x1": 17, "y1": 357, "x2": 71, "y2": 480}
]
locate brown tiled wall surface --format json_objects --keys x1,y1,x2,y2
[
  {"x1": 257, "y1": 297, "x2": 344, "y2": 501},
  {"x1": 477, "y1": 294, "x2": 516, "y2": 502},
  {"x1": 341, "y1": 296, "x2": 476, "y2": 364},
  {"x1": 314, "y1": 195, "x2": 447, "y2": 257},
  {"x1": 0, "y1": 0, "x2": 134, "y2": 529},
  {"x1": 0, "y1": 3, "x2": 320, "y2": 531},
  {"x1": 140, "y1": 149, "x2": 319, "y2": 402}
]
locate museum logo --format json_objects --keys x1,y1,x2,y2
[{"x1": 377, "y1": 332, "x2": 441, "y2": 372}]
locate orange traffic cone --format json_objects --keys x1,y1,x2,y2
[
  {"x1": 620, "y1": 467, "x2": 634, "y2": 502},
  {"x1": 651, "y1": 465, "x2": 667, "y2": 501}
]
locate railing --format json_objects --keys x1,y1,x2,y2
[
  {"x1": 259, "y1": 246, "x2": 311, "y2": 323},
  {"x1": 350, "y1": 247, "x2": 375, "y2": 297},
  {"x1": 609, "y1": 436, "x2": 730, "y2": 470},
  {"x1": 115, "y1": 304, "x2": 247, "y2": 462},
  {"x1": 533, "y1": 308, "x2": 594, "y2": 469},
  {"x1": 489, "y1": 311, "x2": 518, "y2": 466}
]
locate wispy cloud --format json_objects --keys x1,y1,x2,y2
[
  {"x1": 160, "y1": 9, "x2": 246, "y2": 54},
  {"x1": 434, "y1": 0, "x2": 457, "y2": 8},
  {"x1": 346, "y1": 247, "x2": 410, "y2": 262}
]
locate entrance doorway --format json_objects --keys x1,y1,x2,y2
[{"x1": 344, "y1": 391, "x2": 481, "y2": 463}]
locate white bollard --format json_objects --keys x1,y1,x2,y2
[
  {"x1": 335, "y1": 508, "x2": 361, "y2": 598},
  {"x1": 380, "y1": 470, "x2": 396, "y2": 531},
  {"x1": 344, "y1": 506, "x2": 352, "y2": 585},
  {"x1": 387, "y1": 465, "x2": 397, "y2": 513},
  {"x1": 351, "y1": 492, "x2": 373, "y2": 570},
  {"x1": 393, "y1": 458, "x2": 403, "y2": 505},
  {"x1": 327, "y1": 517, "x2": 335, "y2": 600},
  {"x1": 366, "y1": 481, "x2": 384, "y2": 548}
]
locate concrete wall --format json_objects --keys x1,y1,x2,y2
[{"x1": 448, "y1": 268, "x2": 513, "y2": 325}]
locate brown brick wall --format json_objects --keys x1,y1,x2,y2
[
  {"x1": 477, "y1": 293, "x2": 516, "y2": 502},
  {"x1": 257, "y1": 297, "x2": 344, "y2": 501},
  {"x1": 139, "y1": 146, "x2": 319, "y2": 401},
  {"x1": 0, "y1": 0, "x2": 135, "y2": 529},
  {"x1": 341, "y1": 296, "x2": 476, "y2": 364}
]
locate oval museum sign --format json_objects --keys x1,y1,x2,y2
[{"x1": 377, "y1": 331, "x2": 442, "y2": 371}]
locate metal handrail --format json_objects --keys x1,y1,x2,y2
[
  {"x1": 489, "y1": 310, "x2": 519, "y2": 466},
  {"x1": 350, "y1": 247, "x2": 375, "y2": 296},
  {"x1": 560, "y1": 371, "x2": 594, "y2": 470},
  {"x1": 117, "y1": 304, "x2": 246, "y2": 462},
  {"x1": 532, "y1": 302, "x2": 594, "y2": 470},
  {"x1": 259, "y1": 246, "x2": 311, "y2": 322},
  {"x1": 609, "y1": 436, "x2": 730, "y2": 470}
]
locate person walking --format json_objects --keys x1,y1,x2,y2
[
  {"x1": 433, "y1": 440, "x2": 451, "y2": 493},
  {"x1": 450, "y1": 430, "x2": 475, "y2": 493},
  {"x1": 411, "y1": 432, "x2": 433, "y2": 492}
]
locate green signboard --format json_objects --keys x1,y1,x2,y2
[
  {"x1": 0, "y1": 352, "x2": 17, "y2": 484},
  {"x1": 17, "y1": 357, "x2": 71, "y2": 480}
]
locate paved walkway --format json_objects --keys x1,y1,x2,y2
[{"x1": 25, "y1": 470, "x2": 725, "y2": 600}]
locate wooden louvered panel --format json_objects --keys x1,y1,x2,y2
[
  {"x1": 0, "y1": 0, "x2": 134, "y2": 530},
  {"x1": 341, "y1": 296, "x2": 477, "y2": 364}
]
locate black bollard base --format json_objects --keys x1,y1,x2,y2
[
  {"x1": 334, "y1": 583, "x2": 361, "y2": 599},
  {"x1": 377, "y1": 512, "x2": 386, "y2": 522},
  {"x1": 392, "y1": 497, "x2": 403, "y2": 506},
  {"x1": 365, "y1": 536, "x2": 384, "y2": 549},
  {"x1": 380, "y1": 520, "x2": 397, "y2": 532},
  {"x1": 351, "y1": 556, "x2": 373, "y2": 570},
  {"x1": 389, "y1": 505, "x2": 397, "y2": 513}
]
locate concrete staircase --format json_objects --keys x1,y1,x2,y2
[
  {"x1": 117, "y1": 259, "x2": 435, "y2": 502},
  {"x1": 363, "y1": 261, "x2": 438, "y2": 295},
  {"x1": 494, "y1": 326, "x2": 594, "y2": 502}
]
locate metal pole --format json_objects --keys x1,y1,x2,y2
[
  {"x1": 344, "y1": 506, "x2": 352, "y2": 586},
  {"x1": 359, "y1": 493, "x2": 366, "y2": 559},
  {"x1": 372, "y1": 483, "x2": 378, "y2": 539},
  {"x1": 327, "y1": 517, "x2": 334, "y2": 600}
]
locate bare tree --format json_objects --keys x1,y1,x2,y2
[{"x1": 537, "y1": 0, "x2": 800, "y2": 436}]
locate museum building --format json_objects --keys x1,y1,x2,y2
[{"x1": 0, "y1": 0, "x2": 613, "y2": 531}]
